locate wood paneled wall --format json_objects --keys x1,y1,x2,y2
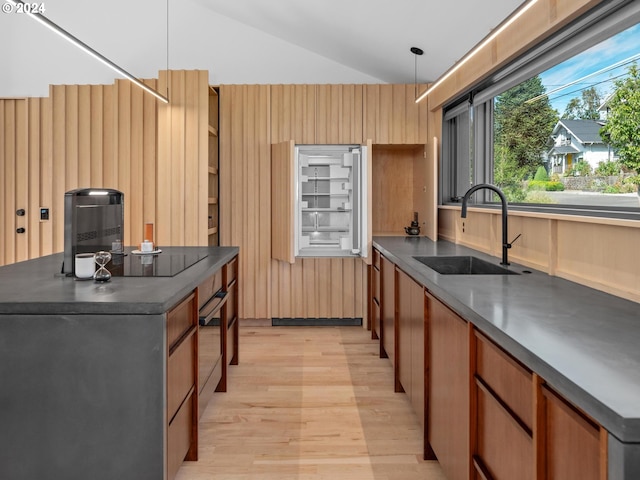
[
  {"x1": 219, "y1": 85, "x2": 273, "y2": 321},
  {"x1": 222, "y1": 84, "x2": 428, "y2": 321},
  {"x1": 0, "y1": 70, "x2": 209, "y2": 268},
  {"x1": 364, "y1": 84, "x2": 428, "y2": 144},
  {"x1": 157, "y1": 70, "x2": 210, "y2": 247}
]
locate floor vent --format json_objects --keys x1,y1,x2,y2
[{"x1": 272, "y1": 318, "x2": 362, "y2": 327}]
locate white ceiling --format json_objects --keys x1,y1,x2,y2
[
  {"x1": 1, "y1": 0, "x2": 525, "y2": 97},
  {"x1": 192, "y1": 0, "x2": 525, "y2": 83}
]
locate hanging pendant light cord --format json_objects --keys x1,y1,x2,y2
[{"x1": 410, "y1": 47, "x2": 424, "y2": 100}]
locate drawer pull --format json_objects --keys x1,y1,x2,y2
[{"x1": 199, "y1": 291, "x2": 228, "y2": 325}]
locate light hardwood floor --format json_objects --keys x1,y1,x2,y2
[{"x1": 176, "y1": 326, "x2": 447, "y2": 480}]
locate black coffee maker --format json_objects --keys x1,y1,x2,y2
[{"x1": 63, "y1": 188, "x2": 124, "y2": 275}]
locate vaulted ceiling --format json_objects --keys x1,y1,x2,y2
[
  {"x1": 1, "y1": 0, "x2": 525, "y2": 97},
  {"x1": 193, "y1": 0, "x2": 525, "y2": 83}
]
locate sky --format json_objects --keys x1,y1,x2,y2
[{"x1": 538, "y1": 22, "x2": 640, "y2": 115}]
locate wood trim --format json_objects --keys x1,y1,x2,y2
[
  {"x1": 469, "y1": 323, "x2": 478, "y2": 478},
  {"x1": 599, "y1": 427, "x2": 608, "y2": 480},
  {"x1": 270, "y1": 140, "x2": 295, "y2": 263},
  {"x1": 533, "y1": 373, "x2": 545, "y2": 480}
]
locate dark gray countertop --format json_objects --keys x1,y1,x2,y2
[
  {"x1": 0, "y1": 246, "x2": 239, "y2": 315},
  {"x1": 374, "y1": 236, "x2": 640, "y2": 443}
]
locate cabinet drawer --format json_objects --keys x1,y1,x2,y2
[
  {"x1": 167, "y1": 292, "x2": 197, "y2": 350},
  {"x1": 373, "y1": 248, "x2": 380, "y2": 269},
  {"x1": 168, "y1": 333, "x2": 196, "y2": 421},
  {"x1": 226, "y1": 256, "x2": 238, "y2": 287},
  {"x1": 167, "y1": 391, "x2": 195, "y2": 480},
  {"x1": 197, "y1": 272, "x2": 223, "y2": 310},
  {"x1": 475, "y1": 379, "x2": 533, "y2": 480},
  {"x1": 542, "y1": 385, "x2": 601, "y2": 480},
  {"x1": 476, "y1": 331, "x2": 533, "y2": 430}
]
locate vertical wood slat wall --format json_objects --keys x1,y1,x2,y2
[
  {"x1": 0, "y1": 70, "x2": 208, "y2": 268},
  {"x1": 2, "y1": 78, "x2": 425, "y2": 321},
  {"x1": 220, "y1": 84, "x2": 427, "y2": 321}
]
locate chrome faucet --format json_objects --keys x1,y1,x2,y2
[{"x1": 461, "y1": 184, "x2": 520, "y2": 265}]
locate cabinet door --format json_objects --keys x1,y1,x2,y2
[
  {"x1": 397, "y1": 268, "x2": 413, "y2": 397},
  {"x1": 410, "y1": 284, "x2": 425, "y2": 429},
  {"x1": 396, "y1": 267, "x2": 425, "y2": 427},
  {"x1": 271, "y1": 140, "x2": 296, "y2": 263},
  {"x1": 473, "y1": 332, "x2": 534, "y2": 480},
  {"x1": 371, "y1": 249, "x2": 381, "y2": 340},
  {"x1": 541, "y1": 385, "x2": 605, "y2": 480},
  {"x1": 380, "y1": 255, "x2": 395, "y2": 363},
  {"x1": 427, "y1": 292, "x2": 470, "y2": 480}
]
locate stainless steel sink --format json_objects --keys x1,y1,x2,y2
[{"x1": 413, "y1": 256, "x2": 519, "y2": 275}]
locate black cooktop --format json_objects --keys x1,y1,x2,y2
[{"x1": 105, "y1": 251, "x2": 208, "y2": 277}]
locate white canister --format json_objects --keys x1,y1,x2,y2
[
  {"x1": 141, "y1": 240, "x2": 154, "y2": 253},
  {"x1": 75, "y1": 253, "x2": 96, "y2": 279}
]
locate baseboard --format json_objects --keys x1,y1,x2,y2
[
  {"x1": 238, "y1": 318, "x2": 271, "y2": 327},
  {"x1": 271, "y1": 318, "x2": 363, "y2": 327}
]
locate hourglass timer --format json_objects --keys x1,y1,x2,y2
[{"x1": 94, "y1": 251, "x2": 112, "y2": 282}]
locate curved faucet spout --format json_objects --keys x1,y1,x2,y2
[{"x1": 460, "y1": 184, "x2": 510, "y2": 265}]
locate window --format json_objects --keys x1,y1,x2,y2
[{"x1": 443, "y1": 0, "x2": 640, "y2": 217}]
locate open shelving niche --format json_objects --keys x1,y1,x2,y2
[{"x1": 208, "y1": 86, "x2": 219, "y2": 246}]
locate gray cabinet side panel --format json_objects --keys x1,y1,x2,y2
[{"x1": 0, "y1": 313, "x2": 165, "y2": 480}]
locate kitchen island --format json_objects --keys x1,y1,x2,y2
[
  {"x1": 373, "y1": 236, "x2": 640, "y2": 480},
  {"x1": 0, "y1": 246, "x2": 238, "y2": 480}
]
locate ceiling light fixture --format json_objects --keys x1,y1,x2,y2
[
  {"x1": 8, "y1": 0, "x2": 169, "y2": 103},
  {"x1": 410, "y1": 47, "x2": 424, "y2": 99},
  {"x1": 415, "y1": 0, "x2": 540, "y2": 103}
]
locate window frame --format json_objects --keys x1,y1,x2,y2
[{"x1": 441, "y1": 0, "x2": 640, "y2": 219}]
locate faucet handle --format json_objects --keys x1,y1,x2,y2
[{"x1": 506, "y1": 233, "x2": 522, "y2": 249}]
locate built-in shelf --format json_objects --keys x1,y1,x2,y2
[{"x1": 208, "y1": 85, "x2": 219, "y2": 247}]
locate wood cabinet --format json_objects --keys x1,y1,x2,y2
[
  {"x1": 539, "y1": 383, "x2": 606, "y2": 480},
  {"x1": 197, "y1": 255, "x2": 239, "y2": 399},
  {"x1": 380, "y1": 254, "x2": 395, "y2": 363},
  {"x1": 166, "y1": 292, "x2": 198, "y2": 480},
  {"x1": 396, "y1": 268, "x2": 425, "y2": 428},
  {"x1": 371, "y1": 252, "x2": 611, "y2": 480},
  {"x1": 224, "y1": 255, "x2": 239, "y2": 368},
  {"x1": 371, "y1": 144, "x2": 427, "y2": 236},
  {"x1": 371, "y1": 249, "x2": 381, "y2": 341},
  {"x1": 427, "y1": 292, "x2": 470, "y2": 480},
  {"x1": 472, "y1": 331, "x2": 533, "y2": 480}
]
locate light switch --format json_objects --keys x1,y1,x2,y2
[{"x1": 40, "y1": 208, "x2": 49, "y2": 221}]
